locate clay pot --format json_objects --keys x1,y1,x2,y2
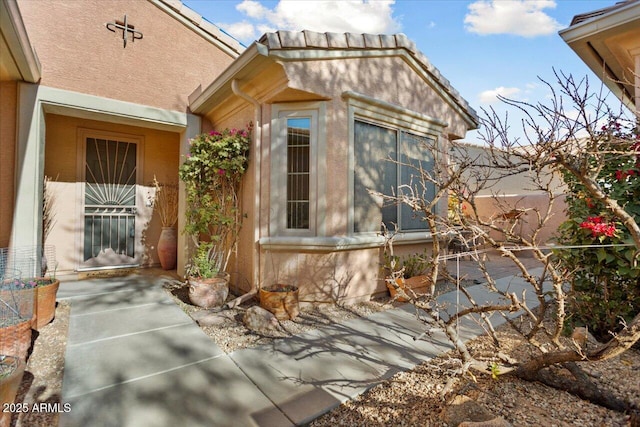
[
  {"x1": 259, "y1": 285, "x2": 299, "y2": 320},
  {"x1": 188, "y1": 273, "x2": 229, "y2": 309},
  {"x1": 157, "y1": 227, "x2": 178, "y2": 270},
  {"x1": 0, "y1": 356, "x2": 26, "y2": 427},
  {"x1": 387, "y1": 275, "x2": 432, "y2": 302},
  {"x1": 34, "y1": 279, "x2": 60, "y2": 330},
  {"x1": 0, "y1": 319, "x2": 32, "y2": 362}
]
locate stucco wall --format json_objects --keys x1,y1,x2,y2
[
  {"x1": 0, "y1": 81, "x2": 17, "y2": 248},
  {"x1": 44, "y1": 114, "x2": 179, "y2": 273},
  {"x1": 471, "y1": 193, "x2": 567, "y2": 246},
  {"x1": 16, "y1": 0, "x2": 237, "y2": 112},
  {"x1": 283, "y1": 56, "x2": 471, "y2": 139}
]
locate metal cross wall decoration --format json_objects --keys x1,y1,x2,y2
[{"x1": 106, "y1": 15, "x2": 143, "y2": 48}]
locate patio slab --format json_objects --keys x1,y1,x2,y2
[
  {"x1": 59, "y1": 264, "x2": 548, "y2": 426},
  {"x1": 60, "y1": 355, "x2": 292, "y2": 427},
  {"x1": 64, "y1": 323, "x2": 225, "y2": 398}
]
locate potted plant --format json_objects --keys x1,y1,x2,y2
[
  {"x1": 2, "y1": 274, "x2": 58, "y2": 331},
  {"x1": 381, "y1": 226, "x2": 432, "y2": 302},
  {"x1": 152, "y1": 177, "x2": 179, "y2": 270},
  {"x1": 178, "y1": 125, "x2": 251, "y2": 308}
]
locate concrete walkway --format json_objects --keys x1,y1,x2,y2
[{"x1": 57, "y1": 266, "x2": 544, "y2": 427}]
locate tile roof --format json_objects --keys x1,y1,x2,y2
[
  {"x1": 258, "y1": 30, "x2": 478, "y2": 124},
  {"x1": 569, "y1": 0, "x2": 639, "y2": 26},
  {"x1": 156, "y1": 0, "x2": 244, "y2": 55}
]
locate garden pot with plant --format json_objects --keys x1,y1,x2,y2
[
  {"x1": 3, "y1": 276, "x2": 59, "y2": 330},
  {"x1": 179, "y1": 126, "x2": 251, "y2": 308}
]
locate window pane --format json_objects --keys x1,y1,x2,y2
[
  {"x1": 400, "y1": 132, "x2": 435, "y2": 230},
  {"x1": 354, "y1": 121, "x2": 397, "y2": 232},
  {"x1": 287, "y1": 118, "x2": 311, "y2": 229}
]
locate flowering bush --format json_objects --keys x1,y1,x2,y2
[
  {"x1": 178, "y1": 125, "x2": 251, "y2": 277},
  {"x1": 578, "y1": 216, "x2": 617, "y2": 238},
  {"x1": 556, "y1": 120, "x2": 640, "y2": 339}
]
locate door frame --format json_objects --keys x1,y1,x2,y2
[{"x1": 75, "y1": 127, "x2": 145, "y2": 271}]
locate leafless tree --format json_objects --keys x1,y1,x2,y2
[{"x1": 379, "y1": 70, "x2": 639, "y2": 414}]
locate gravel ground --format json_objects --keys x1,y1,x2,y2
[{"x1": 11, "y1": 276, "x2": 640, "y2": 427}]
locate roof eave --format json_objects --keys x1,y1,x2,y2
[
  {"x1": 189, "y1": 42, "x2": 270, "y2": 115},
  {"x1": 559, "y1": 1, "x2": 640, "y2": 109},
  {"x1": 1, "y1": 0, "x2": 41, "y2": 83}
]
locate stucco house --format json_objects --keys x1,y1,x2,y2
[
  {"x1": 1, "y1": 0, "x2": 242, "y2": 273},
  {"x1": 1, "y1": 0, "x2": 479, "y2": 303}
]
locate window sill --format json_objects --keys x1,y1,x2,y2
[{"x1": 259, "y1": 231, "x2": 434, "y2": 252}]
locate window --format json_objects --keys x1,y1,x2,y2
[
  {"x1": 353, "y1": 120, "x2": 435, "y2": 233},
  {"x1": 287, "y1": 118, "x2": 311, "y2": 229},
  {"x1": 270, "y1": 103, "x2": 325, "y2": 237}
]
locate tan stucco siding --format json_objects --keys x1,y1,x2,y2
[
  {"x1": 281, "y1": 56, "x2": 471, "y2": 138},
  {"x1": 0, "y1": 81, "x2": 17, "y2": 248},
  {"x1": 261, "y1": 248, "x2": 382, "y2": 304},
  {"x1": 44, "y1": 114, "x2": 179, "y2": 273},
  {"x1": 16, "y1": 0, "x2": 236, "y2": 112}
]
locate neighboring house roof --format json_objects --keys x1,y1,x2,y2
[
  {"x1": 0, "y1": 0, "x2": 41, "y2": 82},
  {"x1": 190, "y1": 30, "x2": 478, "y2": 130},
  {"x1": 559, "y1": 0, "x2": 640, "y2": 110},
  {"x1": 570, "y1": 0, "x2": 638, "y2": 25},
  {"x1": 153, "y1": 0, "x2": 244, "y2": 58}
]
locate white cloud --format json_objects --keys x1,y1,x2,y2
[
  {"x1": 218, "y1": 21, "x2": 258, "y2": 41},
  {"x1": 464, "y1": 0, "x2": 563, "y2": 37},
  {"x1": 479, "y1": 86, "x2": 521, "y2": 104},
  {"x1": 220, "y1": 0, "x2": 402, "y2": 44}
]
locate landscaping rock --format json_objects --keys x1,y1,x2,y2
[
  {"x1": 441, "y1": 395, "x2": 505, "y2": 426},
  {"x1": 243, "y1": 306, "x2": 279, "y2": 333},
  {"x1": 196, "y1": 311, "x2": 235, "y2": 327}
]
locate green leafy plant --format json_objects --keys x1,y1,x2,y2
[
  {"x1": 555, "y1": 119, "x2": 640, "y2": 340},
  {"x1": 178, "y1": 125, "x2": 251, "y2": 277}
]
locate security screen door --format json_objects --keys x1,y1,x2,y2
[{"x1": 80, "y1": 134, "x2": 141, "y2": 269}]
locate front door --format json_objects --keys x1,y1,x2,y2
[{"x1": 79, "y1": 130, "x2": 142, "y2": 270}]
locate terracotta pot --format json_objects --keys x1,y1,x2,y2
[
  {"x1": 0, "y1": 356, "x2": 26, "y2": 427},
  {"x1": 0, "y1": 319, "x2": 32, "y2": 362},
  {"x1": 387, "y1": 275, "x2": 433, "y2": 302},
  {"x1": 157, "y1": 227, "x2": 177, "y2": 270},
  {"x1": 387, "y1": 277, "x2": 410, "y2": 302},
  {"x1": 259, "y1": 285, "x2": 299, "y2": 320},
  {"x1": 34, "y1": 279, "x2": 60, "y2": 330},
  {"x1": 188, "y1": 273, "x2": 229, "y2": 309}
]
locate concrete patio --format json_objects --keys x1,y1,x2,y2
[{"x1": 57, "y1": 254, "x2": 545, "y2": 427}]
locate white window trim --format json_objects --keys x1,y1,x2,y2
[
  {"x1": 344, "y1": 91, "x2": 447, "y2": 241},
  {"x1": 270, "y1": 102, "x2": 326, "y2": 238}
]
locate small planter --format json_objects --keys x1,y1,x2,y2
[
  {"x1": 386, "y1": 275, "x2": 432, "y2": 302},
  {"x1": 259, "y1": 284, "x2": 299, "y2": 320},
  {"x1": 188, "y1": 273, "x2": 230, "y2": 309},
  {"x1": 35, "y1": 278, "x2": 60, "y2": 330},
  {"x1": 0, "y1": 356, "x2": 26, "y2": 427},
  {"x1": 387, "y1": 277, "x2": 410, "y2": 302}
]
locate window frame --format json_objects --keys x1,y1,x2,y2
[
  {"x1": 344, "y1": 91, "x2": 446, "y2": 239},
  {"x1": 270, "y1": 102, "x2": 326, "y2": 237}
]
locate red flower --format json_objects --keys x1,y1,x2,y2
[{"x1": 580, "y1": 216, "x2": 617, "y2": 238}]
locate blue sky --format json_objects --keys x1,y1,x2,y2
[{"x1": 182, "y1": 0, "x2": 616, "y2": 144}]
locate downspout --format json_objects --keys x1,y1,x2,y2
[{"x1": 231, "y1": 79, "x2": 262, "y2": 294}]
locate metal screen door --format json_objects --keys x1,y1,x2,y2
[{"x1": 81, "y1": 136, "x2": 139, "y2": 269}]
